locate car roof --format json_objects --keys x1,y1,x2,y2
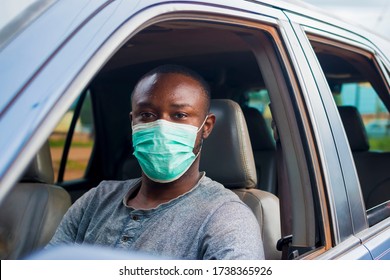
[{"x1": 0, "y1": 0, "x2": 388, "y2": 112}]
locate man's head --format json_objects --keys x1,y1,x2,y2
[
  {"x1": 131, "y1": 64, "x2": 214, "y2": 140},
  {"x1": 131, "y1": 64, "x2": 210, "y2": 117},
  {"x1": 130, "y1": 65, "x2": 215, "y2": 183}
]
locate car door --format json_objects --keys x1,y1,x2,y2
[
  {"x1": 0, "y1": 0, "x2": 138, "y2": 199},
  {"x1": 0, "y1": 0, "x2": 323, "y2": 259},
  {"x1": 283, "y1": 10, "x2": 390, "y2": 259}
]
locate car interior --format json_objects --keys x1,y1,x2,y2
[
  {"x1": 1, "y1": 19, "x2": 389, "y2": 259},
  {"x1": 338, "y1": 106, "x2": 390, "y2": 210},
  {"x1": 311, "y1": 39, "x2": 390, "y2": 222},
  {"x1": 0, "y1": 141, "x2": 71, "y2": 259}
]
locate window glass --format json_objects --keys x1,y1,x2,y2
[
  {"x1": 310, "y1": 39, "x2": 390, "y2": 215},
  {"x1": 246, "y1": 89, "x2": 273, "y2": 134},
  {"x1": 49, "y1": 91, "x2": 94, "y2": 182},
  {"x1": 334, "y1": 82, "x2": 390, "y2": 152}
]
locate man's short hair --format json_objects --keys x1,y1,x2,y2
[{"x1": 133, "y1": 64, "x2": 211, "y2": 113}]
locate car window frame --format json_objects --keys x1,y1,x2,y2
[
  {"x1": 74, "y1": 4, "x2": 327, "y2": 257},
  {"x1": 300, "y1": 25, "x2": 372, "y2": 227},
  {"x1": 307, "y1": 34, "x2": 390, "y2": 205},
  {"x1": 275, "y1": 19, "x2": 357, "y2": 247},
  {"x1": 0, "y1": 0, "x2": 326, "y2": 257}
]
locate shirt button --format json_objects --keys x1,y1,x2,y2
[
  {"x1": 122, "y1": 236, "x2": 130, "y2": 242},
  {"x1": 132, "y1": 215, "x2": 139, "y2": 221}
]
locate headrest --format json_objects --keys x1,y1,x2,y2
[
  {"x1": 338, "y1": 106, "x2": 369, "y2": 152},
  {"x1": 21, "y1": 141, "x2": 55, "y2": 184},
  {"x1": 241, "y1": 106, "x2": 275, "y2": 151},
  {"x1": 200, "y1": 99, "x2": 257, "y2": 189}
]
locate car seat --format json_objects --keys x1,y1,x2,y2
[
  {"x1": 0, "y1": 141, "x2": 71, "y2": 259},
  {"x1": 338, "y1": 106, "x2": 390, "y2": 209},
  {"x1": 200, "y1": 99, "x2": 281, "y2": 260},
  {"x1": 241, "y1": 106, "x2": 277, "y2": 194}
]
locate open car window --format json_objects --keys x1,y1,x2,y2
[
  {"x1": 49, "y1": 90, "x2": 94, "y2": 183},
  {"x1": 87, "y1": 17, "x2": 324, "y2": 258},
  {"x1": 309, "y1": 37, "x2": 390, "y2": 223}
]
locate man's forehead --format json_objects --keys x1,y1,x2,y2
[
  {"x1": 134, "y1": 73, "x2": 159, "y2": 94},
  {"x1": 134, "y1": 73, "x2": 203, "y2": 98},
  {"x1": 158, "y1": 71, "x2": 200, "y2": 84},
  {"x1": 134, "y1": 91, "x2": 202, "y2": 107}
]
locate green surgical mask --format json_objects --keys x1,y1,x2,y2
[{"x1": 132, "y1": 118, "x2": 207, "y2": 183}]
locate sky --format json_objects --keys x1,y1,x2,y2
[{"x1": 301, "y1": 0, "x2": 390, "y2": 40}]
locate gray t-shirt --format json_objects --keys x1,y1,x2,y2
[{"x1": 48, "y1": 174, "x2": 264, "y2": 260}]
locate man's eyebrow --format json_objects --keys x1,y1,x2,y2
[
  {"x1": 134, "y1": 101, "x2": 153, "y2": 108},
  {"x1": 169, "y1": 103, "x2": 195, "y2": 109}
]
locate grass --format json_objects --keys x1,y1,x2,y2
[
  {"x1": 369, "y1": 136, "x2": 390, "y2": 151},
  {"x1": 66, "y1": 160, "x2": 88, "y2": 170},
  {"x1": 52, "y1": 159, "x2": 89, "y2": 181},
  {"x1": 49, "y1": 138, "x2": 94, "y2": 148}
]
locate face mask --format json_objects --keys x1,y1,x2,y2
[{"x1": 132, "y1": 118, "x2": 207, "y2": 183}]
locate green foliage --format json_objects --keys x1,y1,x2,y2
[
  {"x1": 66, "y1": 160, "x2": 88, "y2": 170},
  {"x1": 49, "y1": 138, "x2": 93, "y2": 148},
  {"x1": 369, "y1": 136, "x2": 390, "y2": 152}
]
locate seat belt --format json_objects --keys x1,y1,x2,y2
[{"x1": 270, "y1": 106, "x2": 294, "y2": 259}]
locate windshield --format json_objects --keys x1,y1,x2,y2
[{"x1": 0, "y1": 0, "x2": 56, "y2": 50}]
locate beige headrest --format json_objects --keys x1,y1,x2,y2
[
  {"x1": 200, "y1": 99, "x2": 257, "y2": 189},
  {"x1": 21, "y1": 141, "x2": 55, "y2": 184}
]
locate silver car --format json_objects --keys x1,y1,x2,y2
[{"x1": 0, "y1": 0, "x2": 389, "y2": 260}]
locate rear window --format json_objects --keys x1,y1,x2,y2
[{"x1": 335, "y1": 82, "x2": 390, "y2": 152}]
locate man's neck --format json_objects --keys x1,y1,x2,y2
[{"x1": 127, "y1": 167, "x2": 203, "y2": 210}]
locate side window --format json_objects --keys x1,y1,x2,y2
[
  {"x1": 310, "y1": 39, "x2": 390, "y2": 220},
  {"x1": 333, "y1": 81, "x2": 390, "y2": 152},
  {"x1": 49, "y1": 90, "x2": 94, "y2": 182},
  {"x1": 245, "y1": 89, "x2": 273, "y2": 134}
]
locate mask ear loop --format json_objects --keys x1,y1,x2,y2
[
  {"x1": 194, "y1": 115, "x2": 209, "y2": 156},
  {"x1": 197, "y1": 115, "x2": 209, "y2": 133}
]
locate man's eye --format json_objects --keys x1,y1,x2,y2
[
  {"x1": 140, "y1": 112, "x2": 156, "y2": 119},
  {"x1": 175, "y1": 113, "x2": 187, "y2": 119}
]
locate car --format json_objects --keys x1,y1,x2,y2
[{"x1": 0, "y1": 0, "x2": 389, "y2": 260}]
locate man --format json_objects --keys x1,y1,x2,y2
[{"x1": 49, "y1": 65, "x2": 264, "y2": 260}]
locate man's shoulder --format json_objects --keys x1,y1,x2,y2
[
  {"x1": 192, "y1": 176, "x2": 258, "y2": 222},
  {"x1": 196, "y1": 176, "x2": 245, "y2": 204}
]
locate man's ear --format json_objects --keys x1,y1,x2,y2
[
  {"x1": 202, "y1": 113, "x2": 216, "y2": 139},
  {"x1": 129, "y1": 112, "x2": 133, "y2": 122}
]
